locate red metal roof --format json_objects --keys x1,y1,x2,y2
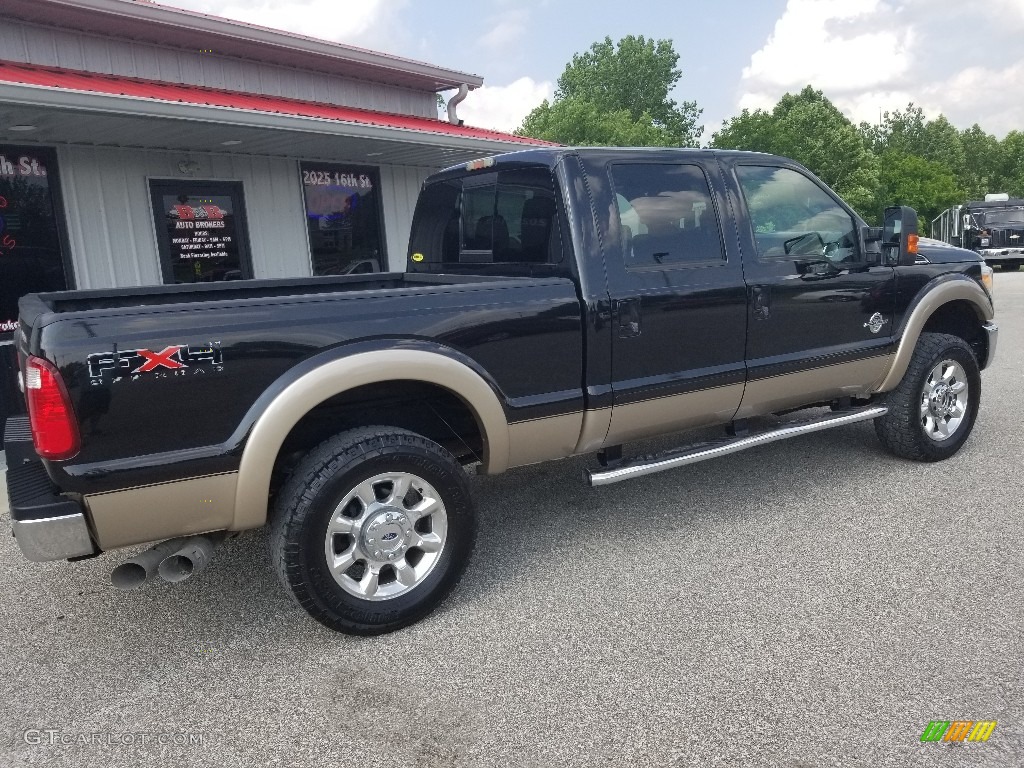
[{"x1": 0, "y1": 59, "x2": 553, "y2": 146}]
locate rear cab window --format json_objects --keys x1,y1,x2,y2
[{"x1": 408, "y1": 166, "x2": 569, "y2": 277}]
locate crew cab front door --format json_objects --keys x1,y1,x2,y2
[{"x1": 724, "y1": 161, "x2": 897, "y2": 417}]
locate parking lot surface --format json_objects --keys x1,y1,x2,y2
[{"x1": 2, "y1": 272, "x2": 1022, "y2": 768}]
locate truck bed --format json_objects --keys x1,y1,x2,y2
[{"x1": 18, "y1": 272, "x2": 514, "y2": 325}]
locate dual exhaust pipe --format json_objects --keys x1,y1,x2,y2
[{"x1": 110, "y1": 532, "x2": 227, "y2": 591}]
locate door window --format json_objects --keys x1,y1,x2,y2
[
  {"x1": 150, "y1": 180, "x2": 253, "y2": 284},
  {"x1": 608, "y1": 163, "x2": 724, "y2": 268},
  {"x1": 735, "y1": 166, "x2": 859, "y2": 264}
]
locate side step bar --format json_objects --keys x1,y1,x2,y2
[{"x1": 587, "y1": 405, "x2": 887, "y2": 487}]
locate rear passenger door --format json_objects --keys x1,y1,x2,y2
[{"x1": 599, "y1": 160, "x2": 748, "y2": 444}]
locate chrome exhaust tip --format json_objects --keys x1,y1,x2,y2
[
  {"x1": 110, "y1": 537, "x2": 188, "y2": 590},
  {"x1": 157, "y1": 533, "x2": 227, "y2": 584}
]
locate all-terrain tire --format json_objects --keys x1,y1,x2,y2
[
  {"x1": 874, "y1": 332, "x2": 981, "y2": 461},
  {"x1": 270, "y1": 426, "x2": 476, "y2": 635}
]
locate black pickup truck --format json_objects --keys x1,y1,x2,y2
[{"x1": 5, "y1": 148, "x2": 998, "y2": 634}]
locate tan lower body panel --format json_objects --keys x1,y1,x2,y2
[
  {"x1": 734, "y1": 355, "x2": 892, "y2": 420},
  {"x1": 86, "y1": 472, "x2": 239, "y2": 550},
  {"x1": 604, "y1": 383, "x2": 745, "y2": 446},
  {"x1": 574, "y1": 407, "x2": 612, "y2": 454},
  {"x1": 507, "y1": 411, "x2": 584, "y2": 468}
]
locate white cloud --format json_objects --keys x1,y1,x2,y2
[
  {"x1": 742, "y1": 0, "x2": 911, "y2": 92},
  {"x1": 157, "y1": 0, "x2": 404, "y2": 50},
  {"x1": 457, "y1": 77, "x2": 553, "y2": 133},
  {"x1": 922, "y1": 61, "x2": 1024, "y2": 136},
  {"x1": 736, "y1": 0, "x2": 1024, "y2": 137},
  {"x1": 478, "y1": 9, "x2": 530, "y2": 53}
]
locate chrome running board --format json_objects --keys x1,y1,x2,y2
[{"x1": 586, "y1": 405, "x2": 888, "y2": 487}]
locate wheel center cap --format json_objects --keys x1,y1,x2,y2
[
  {"x1": 930, "y1": 385, "x2": 954, "y2": 416},
  {"x1": 360, "y1": 508, "x2": 413, "y2": 561}
]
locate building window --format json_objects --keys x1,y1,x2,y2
[
  {"x1": 149, "y1": 180, "x2": 254, "y2": 284},
  {"x1": 300, "y1": 162, "x2": 385, "y2": 275},
  {"x1": 0, "y1": 145, "x2": 72, "y2": 337}
]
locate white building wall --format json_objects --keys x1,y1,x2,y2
[
  {"x1": 379, "y1": 164, "x2": 432, "y2": 269},
  {"x1": 55, "y1": 145, "x2": 428, "y2": 289},
  {"x1": 2, "y1": 20, "x2": 439, "y2": 119}
]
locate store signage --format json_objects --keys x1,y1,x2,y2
[
  {"x1": 302, "y1": 169, "x2": 373, "y2": 189},
  {"x1": 167, "y1": 201, "x2": 233, "y2": 261},
  {"x1": 0, "y1": 147, "x2": 68, "y2": 339},
  {"x1": 0, "y1": 154, "x2": 48, "y2": 178},
  {"x1": 0, "y1": 195, "x2": 15, "y2": 256}
]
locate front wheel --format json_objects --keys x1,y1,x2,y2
[
  {"x1": 270, "y1": 427, "x2": 476, "y2": 635},
  {"x1": 874, "y1": 333, "x2": 981, "y2": 461}
]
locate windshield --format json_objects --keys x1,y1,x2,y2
[{"x1": 979, "y1": 208, "x2": 1024, "y2": 226}]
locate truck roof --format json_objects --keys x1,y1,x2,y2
[
  {"x1": 429, "y1": 147, "x2": 797, "y2": 182},
  {"x1": 966, "y1": 198, "x2": 1024, "y2": 209}
]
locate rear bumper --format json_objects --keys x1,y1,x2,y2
[
  {"x1": 981, "y1": 321, "x2": 999, "y2": 370},
  {"x1": 5, "y1": 460, "x2": 97, "y2": 562}
]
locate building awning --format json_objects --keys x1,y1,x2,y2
[{"x1": 0, "y1": 60, "x2": 553, "y2": 168}]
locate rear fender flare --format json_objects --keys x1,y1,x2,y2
[{"x1": 231, "y1": 348, "x2": 509, "y2": 531}]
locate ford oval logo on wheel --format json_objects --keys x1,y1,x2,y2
[{"x1": 382, "y1": 532, "x2": 398, "y2": 542}]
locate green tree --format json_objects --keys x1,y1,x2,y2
[
  {"x1": 863, "y1": 105, "x2": 970, "y2": 194},
  {"x1": 995, "y1": 130, "x2": 1024, "y2": 197},
  {"x1": 959, "y1": 124, "x2": 1001, "y2": 199},
  {"x1": 516, "y1": 35, "x2": 702, "y2": 147},
  {"x1": 711, "y1": 86, "x2": 879, "y2": 217},
  {"x1": 863, "y1": 103, "x2": 927, "y2": 156},
  {"x1": 920, "y1": 115, "x2": 966, "y2": 180},
  {"x1": 875, "y1": 152, "x2": 963, "y2": 230}
]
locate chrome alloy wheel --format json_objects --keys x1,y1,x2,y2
[
  {"x1": 920, "y1": 359, "x2": 969, "y2": 442},
  {"x1": 323, "y1": 472, "x2": 448, "y2": 601}
]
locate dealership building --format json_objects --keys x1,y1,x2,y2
[{"x1": 0, "y1": 0, "x2": 547, "y2": 431}]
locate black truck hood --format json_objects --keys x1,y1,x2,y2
[{"x1": 917, "y1": 237, "x2": 982, "y2": 264}]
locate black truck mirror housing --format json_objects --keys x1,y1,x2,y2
[
  {"x1": 861, "y1": 226, "x2": 883, "y2": 265},
  {"x1": 882, "y1": 206, "x2": 919, "y2": 266}
]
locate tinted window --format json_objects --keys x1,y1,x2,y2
[
  {"x1": 0, "y1": 145, "x2": 70, "y2": 337},
  {"x1": 149, "y1": 180, "x2": 253, "y2": 284},
  {"x1": 609, "y1": 163, "x2": 724, "y2": 267},
  {"x1": 300, "y1": 163, "x2": 385, "y2": 275},
  {"x1": 736, "y1": 166, "x2": 859, "y2": 263},
  {"x1": 408, "y1": 167, "x2": 564, "y2": 272}
]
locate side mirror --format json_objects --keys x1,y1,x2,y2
[
  {"x1": 861, "y1": 226, "x2": 883, "y2": 265},
  {"x1": 882, "y1": 205, "x2": 919, "y2": 266}
]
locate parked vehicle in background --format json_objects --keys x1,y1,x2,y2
[
  {"x1": 5, "y1": 148, "x2": 998, "y2": 635},
  {"x1": 932, "y1": 193, "x2": 1024, "y2": 270}
]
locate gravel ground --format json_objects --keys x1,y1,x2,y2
[{"x1": 1, "y1": 272, "x2": 1022, "y2": 768}]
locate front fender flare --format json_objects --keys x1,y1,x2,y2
[{"x1": 874, "y1": 276, "x2": 994, "y2": 393}]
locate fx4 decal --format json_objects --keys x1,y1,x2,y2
[{"x1": 87, "y1": 344, "x2": 224, "y2": 383}]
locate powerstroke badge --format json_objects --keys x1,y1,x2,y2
[
  {"x1": 87, "y1": 344, "x2": 224, "y2": 383},
  {"x1": 864, "y1": 312, "x2": 888, "y2": 334}
]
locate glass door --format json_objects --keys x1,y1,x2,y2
[{"x1": 149, "y1": 180, "x2": 253, "y2": 284}]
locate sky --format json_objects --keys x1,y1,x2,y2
[{"x1": 159, "y1": 0, "x2": 1024, "y2": 141}]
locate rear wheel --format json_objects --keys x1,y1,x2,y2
[
  {"x1": 270, "y1": 426, "x2": 476, "y2": 634},
  {"x1": 874, "y1": 333, "x2": 981, "y2": 461}
]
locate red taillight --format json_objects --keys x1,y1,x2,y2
[{"x1": 24, "y1": 355, "x2": 80, "y2": 460}]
